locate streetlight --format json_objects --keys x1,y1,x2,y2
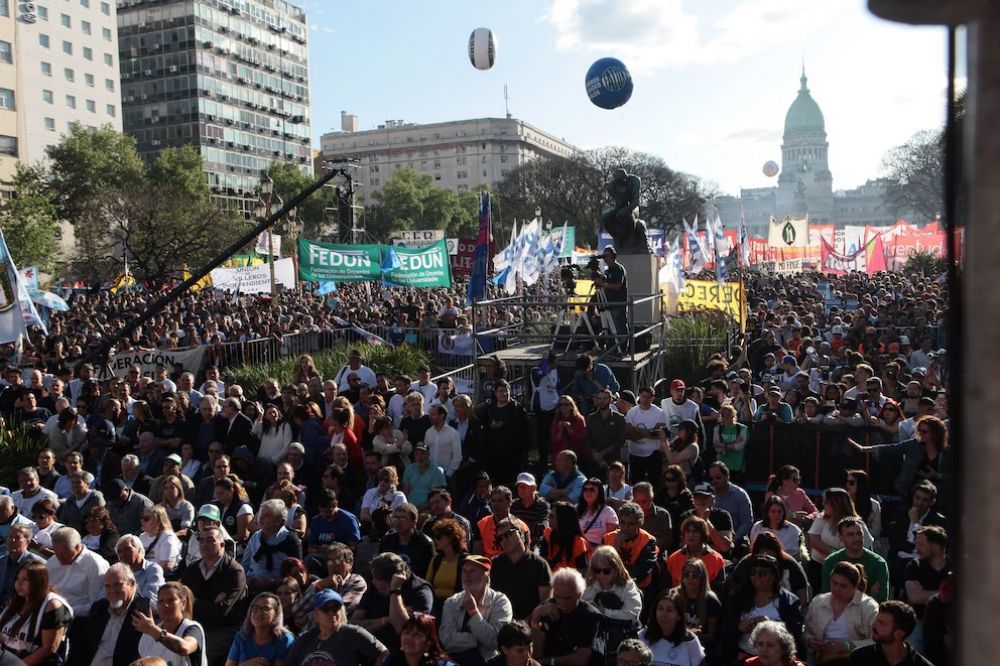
[{"x1": 258, "y1": 173, "x2": 279, "y2": 301}]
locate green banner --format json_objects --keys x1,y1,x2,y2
[
  {"x1": 383, "y1": 240, "x2": 453, "y2": 288},
  {"x1": 298, "y1": 239, "x2": 381, "y2": 282}
]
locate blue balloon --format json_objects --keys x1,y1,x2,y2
[{"x1": 585, "y1": 57, "x2": 633, "y2": 109}]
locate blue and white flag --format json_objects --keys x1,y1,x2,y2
[
  {"x1": 317, "y1": 281, "x2": 337, "y2": 296},
  {"x1": 712, "y1": 216, "x2": 729, "y2": 283},
  {"x1": 492, "y1": 221, "x2": 517, "y2": 273},
  {"x1": 658, "y1": 241, "x2": 686, "y2": 294},
  {"x1": 380, "y1": 245, "x2": 402, "y2": 272},
  {"x1": 738, "y1": 206, "x2": 751, "y2": 268},
  {"x1": 0, "y1": 231, "x2": 44, "y2": 343},
  {"x1": 683, "y1": 218, "x2": 706, "y2": 273}
]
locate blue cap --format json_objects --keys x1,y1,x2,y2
[
  {"x1": 312, "y1": 589, "x2": 344, "y2": 609},
  {"x1": 782, "y1": 355, "x2": 797, "y2": 365}
]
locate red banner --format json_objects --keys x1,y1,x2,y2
[{"x1": 451, "y1": 238, "x2": 496, "y2": 275}]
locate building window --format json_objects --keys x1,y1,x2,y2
[
  {"x1": 104, "y1": 53, "x2": 112, "y2": 66},
  {"x1": 0, "y1": 136, "x2": 16, "y2": 157},
  {"x1": 0, "y1": 41, "x2": 10, "y2": 64},
  {"x1": 36, "y1": 5, "x2": 47, "y2": 20},
  {"x1": 86, "y1": 99, "x2": 95, "y2": 113},
  {"x1": 0, "y1": 0, "x2": 7, "y2": 17},
  {"x1": 80, "y1": 0, "x2": 89, "y2": 7},
  {"x1": 105, "y1": 78, "x2": 114, "y2": 91},
  {"x1": 64, "y1": 68, "x2": 74, "y2": 82},
  {"x1": 0, "y1": 89, "x2": 13, "y2": 110},
  {"x1": 39, "y1": 34, "x2": 50, "y2": 48},
  {"x1": 44, "y1": 118, "x2": 56, "y2": 131},
  {"x1": 41, "y1": 62, "x2": 51, "y2": 76},
  {"x1": 106, "y1": 104, "x2": 115, "y2": 117},
  {"x1": 83, "y1": 47, "x2": 92, "y2": 60},
  {"x1": 100, "y1": 1, "x2": 109, "y2": 14},
  {"x1": 85, "y1": 73, "x2": 94, "y2": 87},
  {"x1": 61, "y1": 13, "x2": 70, "y2": 28},
  {"x1": 102, "y1": 27, "x2": 111, "y2": 41},
  {"x1": 62, "y1": 41, "x2": 72, "y2": 55},
  {"x1": 81, "y1": 20, "x2": 91, "y2": 35},
  {"x1": 66, "y1": 95, "x2": 76, "y2": 109},
  {"x1": 42, "y1": 90, "x2": 53, "y2": 104}
]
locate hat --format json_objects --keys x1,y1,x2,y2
[
  {"x1": 603, "y1": 246, "x2": 617, "y2": 256},
  {"x1": 832, "y1": 325, "x2": 844, "y2": 335},
  {"x1": 413, "y1": 443, "x2": 429, "y2": 452},
  {"x1": 515, "y1": 472, "x2": 537, "y2": 487},
  {"x1": 196, "y1": 504, "x2": 221, "y2": 522},
  {"x1": 618, "y1": 390, "x2": 636, "y2": 405},
  {"x1": 165, "y1": 454, "x2": 182, "y2": 466},
  {"x1": 692, "y1": 482, "x2": 715, "y2": 496},
  {"x1": 725, "y1": 371, "x2": 739, "y2": 381},
  {"x1": 312, "y1": 589, "x2": 344, "y2": 610},
  {"x1": 670, "y1": 379, "x2": 686, "y2": 391},
  {"x1": 109, "y1": 478, "x2": 126, "y2": 494},
  {"x1": 782, "y1": 355, "x2": 797, "y2": 365},
  {"x1": 936, "y1": 348, "x2": 947, "y2": 355},
  {"x1": 899, "y1": 335, "x2": 910, "y2": 346},
  {"x1": 841, "y1": 397, "x2": 858, "y2": 408},
  {"x1": 232, "y1": 446, "x2": 255, "y2": 464},
  {"x1": 767, "y1": 387, "x2": 781, "y2": 396},
  {"x1": 463, "y1": 555, "x2": 492, "y2": 572},
  {"x1": 912, "y1": 367, "x2": 927, "y2": 376}
]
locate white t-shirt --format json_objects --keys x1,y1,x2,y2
[
  {"x1": 360, "y1": 487, "x2": 407, "y2": 516},
  {"x1": 578, "y1": 505, "x2": 619, "y2": 546},
  {"x1": 626, "y1": 404, "x2": 665, "y2": 458},
  {"x1": 638, "y1": 629, "x2": 705, "y2": 666},
  {"x1": 659, "y1": 399, "x2": 700, "y2": 436},
  {"x1": 738, "y1": 599, "x2": 782, "y2": 653},
  {"x1": 137, "y1": 619, "x2": 207, "y2": 666},
  {"x1": 140, "y1": 531, "x2": 183, "y2": 571}
]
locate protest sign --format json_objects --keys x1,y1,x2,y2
[
  {"x1": 758, "y1": 258, "x2": 803, "y2": 275},
  {"x1": 255, "y1": 232, "x2": 282, "y2": 257},
  {"x1": 382, "y1": 240, "x2": 453, "y2": 288},
  {"x1": 670, "y1": 279, "x2": 746, "y2": 330},
  {"x1": 298, "y1": 240, "x2": 381, "y2": 283},
  {"x1": 96, "y1": 346, "x2": 208, "y2": 380},
  {"x1": 210, "y1": 258, "x2": 295, "y2": 294}
]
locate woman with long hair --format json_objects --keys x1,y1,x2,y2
[
  {"x1": 639, "y1": 589, "x2": 705, "y2": 666},
  {"x1": 845, "y1": 470, "x2": 882, "y2": 540},
  {"x1": 765, "y1": 465, "x2": 818, "y2": 520},
  {"x1": 81, "y1": 505, "x2": 120, "y2": 564},
  {"x1": 139, "y1": 505, "x2": 183, "y2": 573},
  {"x1": 729, "y1": 533, "x2": 810, "y2": 607},
  {"x1": 582, "y1": 546, "x2": 641, "y2": 663},
  {"x1": 291, "y1": 404, "x2": 327, "y2": 469},
  {"x1": 328, "y1": 406, "x2": 363, "y2": 470},
  {"x1": 857, "y1": 414, "x2": 953, "y2": 509},
  {"x1": 293, "y1": 355, "x2": 320, "y2": 385},
  {"x1": 722, "y1": 554, "x2": 804, "y2": 663},
  {"x1": 807, "y1": 488, "x2": 873, "y2": 593},
  {"x1": 550, "y1": 396, "x2": 589, "y2": 468},
  {"x1": 225, "y1": 592, "x2": 295, "y2": 666},
  {"x1": 0, "y1": 562, "x2": 72, "y2": 665},
  {"x1": 868, "y1": 400, "x2": 903, "y2": 443},
  {"x1": 577, "y1": 480, "x2": 619, "y2": 552},
  {"x1": 254, "y1": 404, "x2": 294, "y2": 466},
  {"x1": 275, "y1": 576, "x2": 302, "y2": 631},
  {"x1": 158, "y1": 475, "x2": 195, "y2": 539},
  {"x1": 426, "y1": 519, "x2": 468, "y2": 616},
  {"x1": 384, "y1": 613, "x2": 458, "y2": 666},
  {"x1": 134, "y1": 582, "x2": 205, "y2": 666},
  {"x1": 749, "y1": 496, "x2": 804, "y2": 558},
  {"x1": 539, "y1": 501, "x2": 589, "y2": 573},
  {"x1": 804, "y1": 562, "x2": 879, "y2": 666},
  {"x1": 673, "y1": 558, "x2": 722, "y2": 654},
  {"x1": 657, "y1": 465, "x2": 693, "y2": 545},
  {"x1": 661, "y1": 420, "x2": 700, "y2": 479}
]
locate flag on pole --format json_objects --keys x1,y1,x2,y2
[
  {"x1": 658, "y1": 241, "x2": 686, "y2": 294},
  {"x1": 738, "y1": 206, "x2": 751, "y2": 268},
  {"x1": 0, "y1": 230, "x2": 43, "y2": 343},
  {"x1": 492, "y1": 220, "x2": 517, "y2": 273},
  {"x1": 380, "y1": 245, "x2": 402, "y2": 272},
  {"x1": 466, "y1": 191, "x2": 493, "y2": 306},
  {"x1": 712, "y1": 216, "x2": 729, "y2": 283},
  {"x1": 683, "y1": 218, "x2": 706, "y2": 273}
]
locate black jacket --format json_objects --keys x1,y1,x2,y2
[
  {"x1": 180, "y1": 554, "x2": 248, "y2": 628},
  {"x1": 219, "y1": 413, "x2": 256, "y2": 453},
  {"x1": 83, "y1": 594, "x2": 152, "y2": 666}
]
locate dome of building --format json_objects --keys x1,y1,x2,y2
[{"x1": 783, "y1": 68, "x2": 825, "y2": 135}]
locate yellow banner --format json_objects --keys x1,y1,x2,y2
[{"x1": 664, "y1": 279, "x2": 746, "y2": 331}]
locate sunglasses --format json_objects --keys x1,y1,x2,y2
[
  {"x1": 591, "y1": 567, "x2": 613, "y2": 575},
  {"x1": 750, "y1": 568, "x2": 775, "y2": 577}
]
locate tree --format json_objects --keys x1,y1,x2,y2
[
  {"x1": 265, "y1": 161, "x2": 337, "y2": 244},
  {"x1": 44, "y1": 124, "x2": 145, "y2": 223},
  {"x1": 0, "y1": 165, "x2": 62, "y2": 273},
  {"x1": 880, "y1": 130, "x2": 943, "y2": 224},
  {"x1": 364, "y1": 167, "x2": 480, "y2": 241},
  {"x1": 149, "y1": 146, "x2": 211, "y2": 201}
]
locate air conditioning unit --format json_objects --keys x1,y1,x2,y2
[
  {"x1": 151, "y1": 140, "x2": 161, "y2": 145},
  {"x1": 144, "y1": 69, "x2": 152, "y2": 75},
  {"x1": 169, "y1": 65, "x2": 177, "y2": 72}
]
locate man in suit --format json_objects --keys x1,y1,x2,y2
[
  {"x1": 888, "y1": 480, "x2": 946, "y2": 595},
  {"x1": 219, "y1": 397, "x2": 256, "y2": 453},
  {"x1": 82, "y1": 563, "x2": 151, "y2": 666},
  {"x1": 0, "y1": 525, "x2": 44, "y2": 606},
  {"x1": 181, "y1": 524, "x2": 247, "y2": 666},
  {"x1": 83, "y1": 438, "x2": 122, "y2": 494}
]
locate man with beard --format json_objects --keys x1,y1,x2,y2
[
  {"x1": 849, "y1": 601, "x2": 933, "y2": 666},
  {"x1": 82, "y1": 564, "x2": 152, "y2": 666}
]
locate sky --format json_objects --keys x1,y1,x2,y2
[{"x1": 296, "y1": 0, "x2": 954, "y2": 196}]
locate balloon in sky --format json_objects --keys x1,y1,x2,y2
[
  {"x1": 468, "y1": 28, "x2": 497, "y2": 70},
  {"x1": 762, "y1": 160, "x2": 780, "y2": 178},
  {"x1": 585, "y1": 57, "x2": 633, "y2": 109}
]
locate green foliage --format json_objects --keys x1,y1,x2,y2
[
  {"x1": 661, "y1": 312, "x2": 731, "y2": 383},
  {"x1": 0, "y1": 429, "x2": 45, "y2": 489},
  {"x1": 149, "y1": 146, "x2": 212, "y2": 201},
  {"x1": 45, "y1": 123, "x2": 145, "y2": 223},
  {"x1": 0, "y1": 165, "x2": 62, "y2": 273},
  {"x1": 226, "y1": 343, "x2": 430, "y2": 392},
  {"x1": 364, "y1": 167, "x2": 482, "y2": 241},
  {"x1": 902, "y1": 250, "x2": 947, "y2": 278},
  {"x1": 880, "y1": 130, "x2": 943, "y2": 224},
  {"x1": 266, "y1": 161, "x2": 337, "y2": 244}
]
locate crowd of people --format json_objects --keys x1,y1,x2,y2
[{"x1": 0, "y1": 267, "x2": 953, "y2": 666}]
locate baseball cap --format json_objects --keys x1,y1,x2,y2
[
  {"x1": 165, "y1": 454, "x2": 182, "y2": 466},
  {"x1": 463, "y1": 555, "x2": 492, "y2": 572},
  {"x1": 725, "y1": 371, "x2": 739, "y2": 381},
  {"x1": 692, "y1": 482, "x2": 715, "y2": 496},
  {"x1": 515, "y1": 472, "x2": 536, "y2": 487},
  {"x1": 197, "y1": 504, "x2": 221, "y2": 522},
  {"x1": 618, "y1": 390, "x2": 636, "y2": 405},
  {"x1": 312, "y1": 589, "x2": 344, "y2": 610},
  {"x1": 832, "y1": 325, "x2": 844, "y2": 335},
  {"x1": 413, "y1": 443, "x2": 429, "y2": 452},
  {"x1": 767, "y1": 387, "x2": 781, "y2": 396},
  {"x1": 670, "y1": 379, "x2": 686, "y2": 391},
  {"x1": 782, "y1": 355, "x2": 797, "y2": 365}
]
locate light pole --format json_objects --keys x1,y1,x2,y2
[
  {"x1": 258, "y1": 173, "x2": 280, "y2": 301},
  {"x1": 285, "y1": 205, "x2": 301, "y2": 292}
]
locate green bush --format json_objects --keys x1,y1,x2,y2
[
  {"x1": 0, "y1": 429, "x2": 45, "y2": 489},
  {"x1": 225, "y1": 343, "x2": 430, "y2": 390},
  {"x1": 661, "y1": 311, "x2": 732, "y2": 383}
]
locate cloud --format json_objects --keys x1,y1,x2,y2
[
  {"x1": 723, "y1": 128, "x2": 782, "y2": 143},
  {"x1": 544, "y1": 0, "x2": 836, "y2": 74}
]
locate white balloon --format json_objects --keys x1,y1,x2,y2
[
  {"x1": 468, "y1": 27, "x2": 497, "y2": 70},
  {"x1": 763, "y1": 160, "x2": 780, "y2": 178}
]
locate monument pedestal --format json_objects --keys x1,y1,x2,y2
[{"x1": 619, "y1": 254, "x2": 660, "y2": 324}]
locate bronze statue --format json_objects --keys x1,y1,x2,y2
[{"x1": 601, "y1": 168, "x2": 653, "y2": 254}]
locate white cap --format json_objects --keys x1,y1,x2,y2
[
  {"x1": 899, "y1": 335, "x2": 910, "y2": 345},
  {"x1": 831, "y1": 325, "x2": 843, "y2": 335},
  {"x1": 515, "y1": 472, "x2": 536, "y2": 487}
]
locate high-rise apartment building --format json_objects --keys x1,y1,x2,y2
[
  {"x1": 320, "y1": 115, "x2": 580, "y2": 199},
  {"x1": 117, "y1": 0, "x2": 311, "y2": 215},
  {"x1": 0, "y1": 0, "x2": 123, "y2": 197}
]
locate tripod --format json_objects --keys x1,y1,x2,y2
[{"x1": 554, "y1": 283, "x2": 621, "y2": 355}]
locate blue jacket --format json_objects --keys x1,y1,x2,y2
[
  {"x1": 569, "y1": 364, "x2": 620, "y2": 399},
  {"x1": 539, "y1": 467, "x2": 586, "y2": 504}
]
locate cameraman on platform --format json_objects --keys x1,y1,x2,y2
[{"x1": 594, "y1": 246, "x2": 628, "y2": 346}]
